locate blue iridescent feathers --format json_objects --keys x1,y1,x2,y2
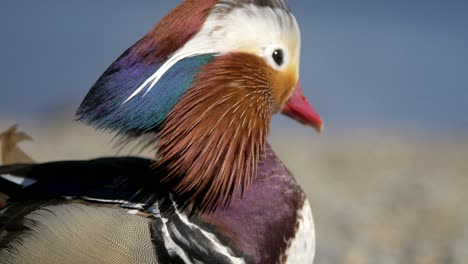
[{"x1": 76, "y1": 46, "x2": 214, "y2": 135}]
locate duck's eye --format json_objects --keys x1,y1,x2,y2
[{"x1": 272, "y1": 49, "x2": 284, "y2": 66}]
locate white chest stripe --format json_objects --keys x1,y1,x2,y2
[
  {"x1": 174, "y1": 210, "x2": 245, "y2": 264},
  {"x1": 159, "y1": 212, "x2": 195, "y2": 264},
  {"x1": 151, "y1": 198, "x2": 244, "y2": 264},
  {"x1": 285, "y1": 200, "x2": 316, "y2": 264}
]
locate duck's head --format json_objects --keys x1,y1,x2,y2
[{"x1": 77, "y1": 0, "x2": 323, "y2": 214}]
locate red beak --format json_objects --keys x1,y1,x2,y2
[{"x1": 282, "y1": 82, "x2": 324, "y2": 133}]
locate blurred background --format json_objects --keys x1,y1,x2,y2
[{"x1": 1, "y1": 1, "x2": 467, "y2": 263}]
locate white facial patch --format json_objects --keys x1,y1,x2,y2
[{"x1": 124, "y1": 3, "x2": 301, "y2": 103}]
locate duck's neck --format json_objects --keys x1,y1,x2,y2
[{"x1": 202, "y1": 142, "x2": 306, "y2": 263}]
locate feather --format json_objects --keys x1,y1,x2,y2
[
  {"x1": 76, "y1": 0, "x2": 217, "y2": 135},
  {"x1": 77, "y1": 54, "x2": 214, "y2": 135},
  {"x1": 156, "y1": 53, "x2": 274, "y2": 214},
  {"x1": 218, "y1": 0, "x2": 291, "y2": 11}
]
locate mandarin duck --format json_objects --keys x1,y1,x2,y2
[{"x1": 0, "y1": 1, "x2": 323, "y2": 263}]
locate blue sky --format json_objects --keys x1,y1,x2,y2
[{"x1": 1, "y1": 1, "x2": 467, "y2": 134}]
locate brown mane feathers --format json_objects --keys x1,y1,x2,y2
[{"x1": 156, "y1": 53, "x2": 274, "y2": 214}]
